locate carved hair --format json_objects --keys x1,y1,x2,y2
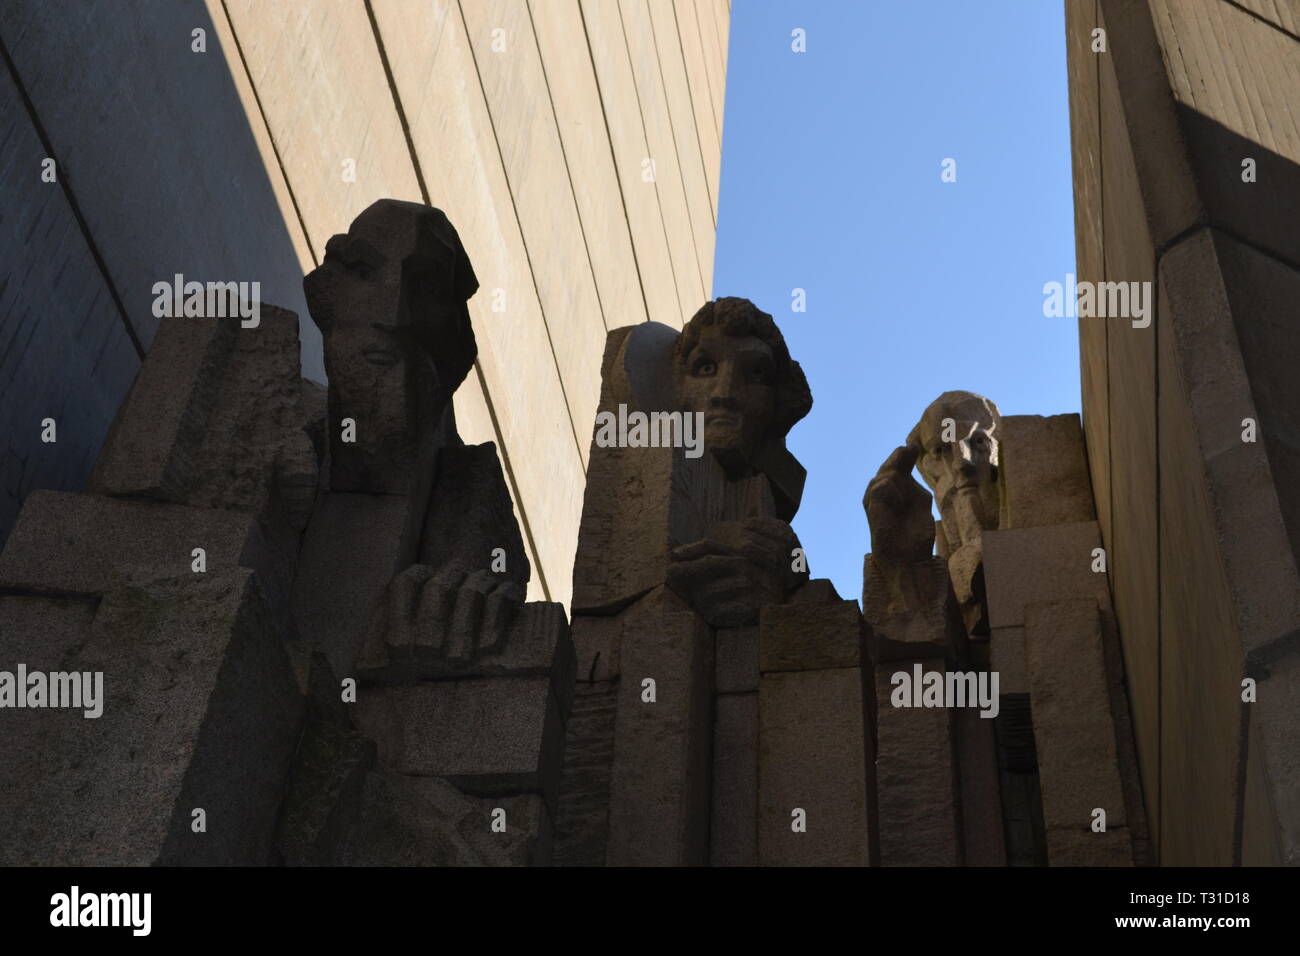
[
  {"x1": 907, "y1": 390, "x2": 1002, "y2": 475},
  {"x1": 674, "y1": 297, "x2": 812, "y2": 439}
]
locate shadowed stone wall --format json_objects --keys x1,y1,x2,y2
[
  {"x1": 0, "y1": 0, "x2": 730, "y2": 610},
  {"x1": 1066, "y1": 0, "x2": 1300, "y2": 865}
]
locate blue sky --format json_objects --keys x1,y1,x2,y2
[{"x1": 712, "y1": 0, "x2": 1080, "y2": 603}]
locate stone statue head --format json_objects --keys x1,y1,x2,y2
[
  {"x1": 908, "y1": 390, "x2": 1001, "y2": 551},
  {"x1": 672, "y1": 297, "x2": 811, "y2": 477},
  {"x1": 304, "y1": 200, "x2": 477, "y2": 493}
]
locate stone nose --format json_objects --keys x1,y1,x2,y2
[
  {"x1": 709, "y1": 361, "x2": 743, "y2": 399},
  {"x1": 955, "y1": 438, "x2": 977, "y2": 468}
]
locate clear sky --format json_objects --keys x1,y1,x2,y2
[{"x1": 712, "y1": 0, "x2": 1080, "y2": 603}]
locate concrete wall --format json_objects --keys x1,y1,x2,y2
[
  {"x1": 1066, "y1": 0, "x2": 1300, "y2": 865},
  {"x1": 0, "y1": 0, "x2": 729, "y2": 608}
]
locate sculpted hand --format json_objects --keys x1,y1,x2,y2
[
  {"x1": 378, "y1": 564, "x2": 523, "y2": 664},
  {"x1": 666, "y1": 516, "x2": 807, "y2": 627},
  {"x1": 864, "y1": 444, "x2": 935, "y2": 567}
]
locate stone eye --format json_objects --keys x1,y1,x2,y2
[
  {"x1": 332, "y1": 254, "x2": 372, "y2": 280},
  {"x1": 694, "y1": 358, "x2": 717, "y2": 377}
]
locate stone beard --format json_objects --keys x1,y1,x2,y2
[
  {"x1": 304, "y1": 198, "x2": 477, "y2": 495},
  {"x1": 911, "y1": 390, "x2": 1002, "y2": 556}
]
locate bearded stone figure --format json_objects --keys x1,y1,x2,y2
[
  {"x1": 860, "y1": 389, "x2": 1003, "y2": 866},
  {"x1": 303, "y1": 198, "x2": 477, "y2": 497},
  {"x1": 285, "y1": 200, "x2": 565, "y2": 865},
  {"x1": 911, "y1": 390, "x2": 1002, "y2": 635}
]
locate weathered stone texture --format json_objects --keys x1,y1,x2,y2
[
  {"x1": 0, "y1": 571, "x2": 302, "y2": 866},
  {"x1": 715, "y1": 625, "x2": 759, "y2": 694},
  {"x1": 552, "y1": 680, "x2": 620, "y2": 867},
  {"x1": 340, "y1": 774, "x2": 550, "y2": 867},
  {"x1": 873, "y1": 661, "x2": 961, "y2": 866},
  {"x1": 956, "y1": 704, "x2": 1007, "y2": 867},
  {"x1": 89, "y1": 310, "x2": 316, "y2": 528},
  {"x1": 277, "y1": 653, "x2": 376, "y2": 867},
  {"x1": 353, "y1": 676, "x2": 566, "y2": 814},
  {"x1": 982, "y1": 523, "x2": 1110, "y2": 631},
  {"x1": 0, "y1": 490, "x2": 288, "y2": 615},
  {"x1": 419, "y1": 441, "x2": 530, "y2": 587},
  {"x1": 759, "y1": 599, "x2": 863, "y2": 673},
  {"x1": 759, "y1": 668, "x2": 870, "y2": 867},
  {"x1": 291, "y1": 492, "x2": 421, "y2": 679},
  {"x1": 711, "y1": 691, "x2": 759, "y2": 866},
  {"x1": 604, "y1": 589, "x2": 714, "y2": 866},
  {"x1": 997, "y1": 414, "x2": 1094, "y2": 529},
  {"x1": 1045, "y1": 827, "x2": 1135, "y2": 867},
  {"x1": 1025, "y1": 599, "x2": 1128, "y2": 837},
  {"x1": 863, "y1": 554, "x2": 964, "y2": 663}
]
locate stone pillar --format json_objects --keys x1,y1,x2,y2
[
  {"x1": 983, "y1": 521, "x2": 1150, "y2": 865},
  {"x1": 605, "y1": 588, "x2": 714, "y2": 866},
  {"x1": 757, "y1": 596, "x2": 873, "y2": 866},
  {"x1": 864, "y1": 555, "x2": 965, "y2": 866}
]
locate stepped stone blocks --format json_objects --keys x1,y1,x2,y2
[
  {"x1": 0, "y1": 202, "x2": 567, "y2": 866},
  {"x1": 863, "y1": 392, "x2": 1150, "y2": 867},
  {"x1": 758, "y1": 599, "x2": 873, "y2": 867},
  {"x1": 1065, "y1": 0, "x2": 1300, "y2": 864},
  {"x1": 0, "y1": 570, "x2": 300, "y2": 866}
]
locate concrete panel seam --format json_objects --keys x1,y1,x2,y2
[
  {"x1": 363, "y1": 0, "x2": 554, "y2": 602},
  {"x1": 645, "y1": 0, "x2": 713, "y2": 274},
  {"x1": 611, "y1": 0, "x2": 689, "y2": 321},
  {"x1": 574, "y1": 0, "x2": 656, "y2": 326},
  {"x1": 216, "y1": 0, "x2": 319, "y2": 269},
  {"x1": 523, "y1": 0, "x2": 612, "y2": 337},
  {"x1": 1223, "y1": 0, "x2": 1300, "y2": 43},
  {"x1": 669, "y1": 0, "x2": 717, "y2": 228},
  {"x1": 455, "y1": 0, "x2": 589, "y2": 477},
  {"x1": 681, "y1": 0, "x2": 721, "y2": 143}
]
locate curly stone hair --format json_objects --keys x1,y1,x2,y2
[{"x1": 674, "y1": 296, "x2": 812, "y2": 440}]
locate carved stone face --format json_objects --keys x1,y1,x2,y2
[
  {"x1": 914, "y1": 392, "x2": 1001, "y2": 550},
  {"x1": 674, "y1": 326, "x2": 777, "y2": 473},
  {"x1": 304, "y1": 201, "x2": 472, "y2": 493}
]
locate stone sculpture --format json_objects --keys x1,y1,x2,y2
[
  {"x1": 909, "y1": 390, "x2": 1002, "y2": 635},
  {"x1": 285, "y1": 199, "x2": 568, "y2": 865},
  {"x1": 0, "y1": 200, "x2": 568, "y2": 866},
  {"x1": 863, "y1": 391, "x2": 1150, "y2": 866},
  {"x1": 0, "y1": 195, "x2": 1156, "y2": 869},
  {"x1": 555, "y1": 298, "x2": 874, "y2": 867}
]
